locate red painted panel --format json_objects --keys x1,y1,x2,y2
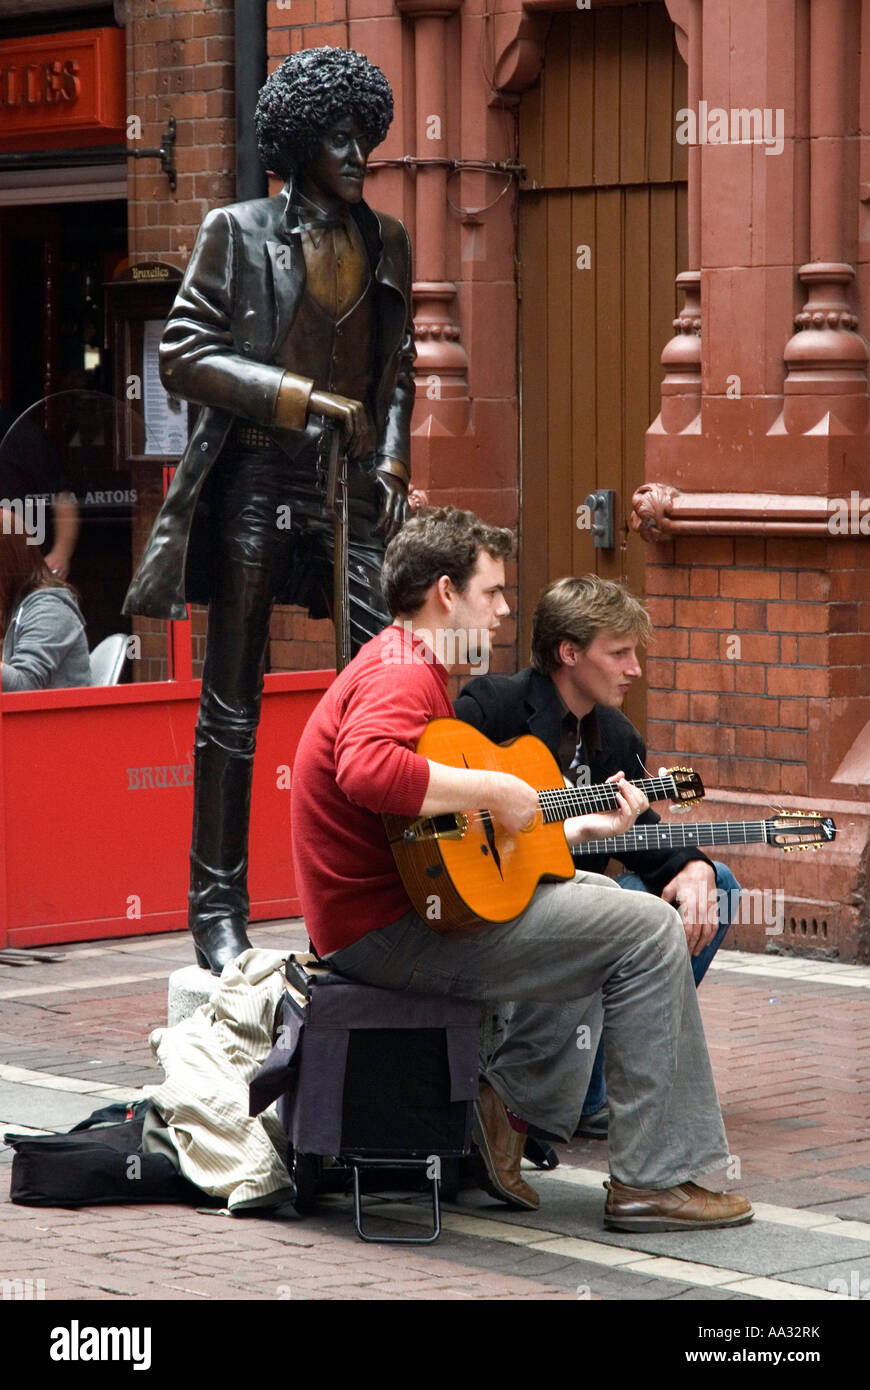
[
  {"x1": 0, "y1": 670, "x2": 331, "y2": 948},
  {"x1": 0, "y1": 685, "x2": 7, "y2": 949},
  {"x1": 0, "y1": 28, "x2": 126, "y2": 152}
]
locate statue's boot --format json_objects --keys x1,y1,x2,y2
[{"x1": 188, "y1": 732, "x2": 254, "y2": 974}]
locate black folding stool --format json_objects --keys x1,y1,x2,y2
[{"x1": 250, "y1": 957, "x2": 480, "y2": 1243}]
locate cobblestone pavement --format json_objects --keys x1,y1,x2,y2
[{"x1": 2, "y1": 922, "x2": 870, "y2": 1312}]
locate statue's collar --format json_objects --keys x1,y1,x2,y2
[{"x1": 280, "y1": 180, "x2": 353, "y2": 240}]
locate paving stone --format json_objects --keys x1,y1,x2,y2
[
  {"x1": 0, "y1": 1081, "x2": 108, "y2": 1131},
  {"x1": 767, "y1": 1116, "x2": 824, "y2": 1131},
  {"x1": 166, "y1": 965, "x2": 219, "y2": 1028},
  {"x1": 774, "y1": 1257, "x2": 870, "y2": 1295},
  {"x1": 451, "y1": 1188, "x2": 870, "y2": 1277},
  {"x1": 804, "y1": 1197, "x2": 870, "y2": 1222}
]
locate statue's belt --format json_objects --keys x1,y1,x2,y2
[{"x1": 233, "y1": 423, "x2": 276, "y2": 449}]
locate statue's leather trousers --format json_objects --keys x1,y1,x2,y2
[{"x1": 188, "y1": 446, "x2": 392, "y2": 934}]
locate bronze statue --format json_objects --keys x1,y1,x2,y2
[{"x1": 123, "y1": 47, "x2": 415, "y2": 973}]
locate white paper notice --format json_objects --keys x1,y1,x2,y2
[{"x1": 143, "y1": 320, "x2": 187, "y2": 456}]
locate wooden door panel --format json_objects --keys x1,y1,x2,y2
[
  {"x1": 518, "y1": 3, "x2": 687, "y2": 739},
  {"x1": 569, "y1": 188, "x2": 597, "y2": 581},
  {"x1": 518, "y1": 193, "x2": 550, "y2": 635},
  {"x1": 544, "y1": 194, "x2": 574, "y2": 586}
]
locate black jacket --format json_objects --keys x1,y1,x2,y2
[
  {"x1": 123, "y1": 182, "x2": 414, "y2": 619},
  {"x1": 454, "y1": 667, "x2": 712, "y2": 896}
]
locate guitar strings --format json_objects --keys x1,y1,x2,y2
[
  {"x1": 463, "y1": 778, "x2": 688, "y2": 830},
  {"x1": 464, "y1": 812, "x2": 826, "y2": 849}
]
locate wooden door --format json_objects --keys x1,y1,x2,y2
[{"x1": 518, "y1": 2, "x2": 687, "y2": 733}]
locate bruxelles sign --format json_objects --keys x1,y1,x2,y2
[
  {"x1": 0, "y1": 27, "x2": 125, "y2": 151},
  {"x1": 0, "y1": 60, "x2": 81, "y2": 109}
]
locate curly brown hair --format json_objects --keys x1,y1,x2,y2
[
  {"x1": 381, "y1": 507, "x2": 515, "y2": 617},
  {"x1": 255, "y1": 47, "x2": 393, "y2": 179}
]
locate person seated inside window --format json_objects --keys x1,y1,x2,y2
[{"x1": 0, "y1": 512, "x2": 91, "y2": 692}]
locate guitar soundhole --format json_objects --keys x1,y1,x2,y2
[{"x1": 425, "y1": 864, "x2": 443, "y2": 878}]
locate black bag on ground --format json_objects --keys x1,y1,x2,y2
[{"x1": 4, "y1": 1100, "x2": 206, "y2": 1207}]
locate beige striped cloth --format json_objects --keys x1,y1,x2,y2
[{"x1": 143, "y1": 949, "x2": 294, "y2": 1211}]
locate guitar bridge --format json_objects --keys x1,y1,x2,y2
[{"x1": 402, "y1": 812, "x2": 469, "y2": 843}]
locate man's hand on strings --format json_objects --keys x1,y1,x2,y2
[
  {"x1": 564, "y1": 772, "x2": 649, "y2": 845},
  {"x1": 487, "y1": 772, "x2": 542, "y2": 837}
]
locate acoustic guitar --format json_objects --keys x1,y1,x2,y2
[{"x1": 382, "y1": 718, "x2": 703, "y2": 935}]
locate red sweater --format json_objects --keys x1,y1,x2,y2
[{"x1": 291, "y1": 624, "x2": 454, "y2": 954}]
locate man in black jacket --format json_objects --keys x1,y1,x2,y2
[{"x1": 455, "y1": 575, "x2": 738, "y2": 1137}]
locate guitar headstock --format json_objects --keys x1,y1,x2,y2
[
  {"x1": 767, "y1": 811, "x2": 837, "y2": 850},
  {"x1": 664, "y1": 766, "x2": 705, "y2": 805}
]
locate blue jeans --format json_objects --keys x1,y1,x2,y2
[{"x1": 581, "y1": 862, "x2": 739, "y2": 1116}]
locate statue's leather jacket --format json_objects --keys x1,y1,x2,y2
[{"x1": 122, "y1": 180, "x2": 415, "y2": 620}]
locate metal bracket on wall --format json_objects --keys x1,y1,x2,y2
[
  {"x1": 127, "y1": 116, "x2": 177, "y2": 194},
  {"x1": 584, "y1": 489, "x2": 616, "y2": 549}
]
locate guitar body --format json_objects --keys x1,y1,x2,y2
[{"x1": 383, "y1": 719, "x2": 575, "y2": 935}]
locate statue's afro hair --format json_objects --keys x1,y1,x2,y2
[{"x1": 255, "y1": 46, "x2": 393, "y2": 178}]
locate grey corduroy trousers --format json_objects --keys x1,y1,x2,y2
[{"x1": 328, "y1": 869, "x2": 730, "y2": 1189}]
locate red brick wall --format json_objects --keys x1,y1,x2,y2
[
  {"x1": 645, "y1": 537, "x2": 870, "y2": 803},
  {"x1": 642, "y1": 535, "x2": 870, "y2": 960},
  {"x1": 126, "y1": 0, "x2": 236, "y2": 266}
]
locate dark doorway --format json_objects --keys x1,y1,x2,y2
[{"x1": 0, "y1": 198, "x2": 134, "y2": 653}]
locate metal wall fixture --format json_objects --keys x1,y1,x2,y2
[
  {"x1": 127, "y1": 116, "x2": 177, "y2": 193},
  {"x1": 584, "y1": 489, "x2": 616, "y2": 549}
]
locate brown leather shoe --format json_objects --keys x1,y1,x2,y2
[
  {"x1": 473, "y1": 1081, "x2": 540, "y2": 1211},
  {"x1": 603, "y1": 1178, "x2": 754, "y2": 1232}
]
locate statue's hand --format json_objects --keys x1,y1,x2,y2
[
  {"x1": 308, "y1": 389, "x2": 373, "y2": 455},
  {"x1": 375, "y1": 470, "x2": 410, "y2": 541}
]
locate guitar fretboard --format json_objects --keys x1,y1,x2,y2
[
  {"x1": 538, "y1": 776, "x2": 681, "y2": 824},
  {"x1": 573, "y1": 820, "x2": 771, "y2": 856}
]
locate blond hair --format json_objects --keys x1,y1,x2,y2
[{"x1": 531, "y1": 575, "x2": 651, "y2": 674}]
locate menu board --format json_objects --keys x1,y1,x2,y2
[{"x1": 142, "y1": 320, "x2": 187, "y2": 457}]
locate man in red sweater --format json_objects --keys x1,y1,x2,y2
[{"x1": 291, "y1": 507, "x2": 752, "y2": 1231}]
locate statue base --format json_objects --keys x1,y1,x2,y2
[{"x1": 167, "y1": 964, "x2": 218, "y2": 1027}]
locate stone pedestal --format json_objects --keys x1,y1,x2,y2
[{"x1": 167, "y1": 965, "x2": 218, "y2": 1028}]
